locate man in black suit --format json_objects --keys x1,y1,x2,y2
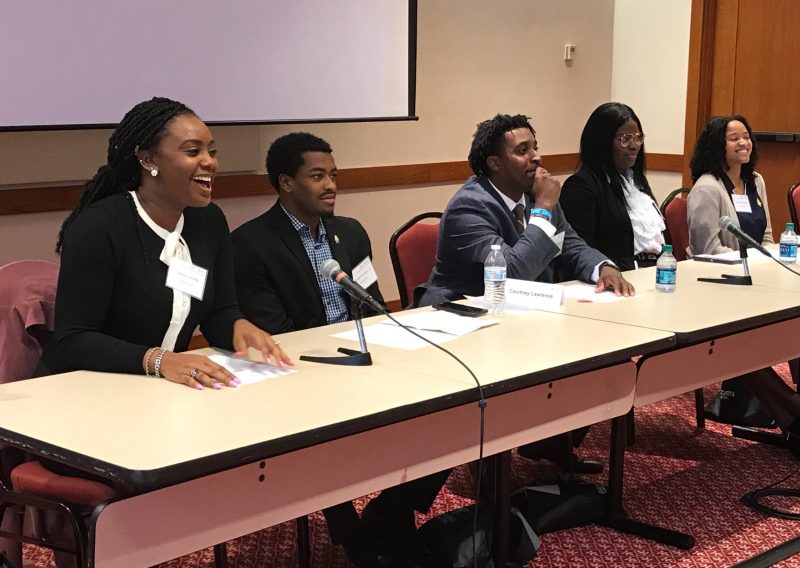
[
  {"x1": 232, "y1": 132, "x2": 384, "y2": 333},
  {"x1": 233, "y1": 132, "x2": 445, "y2": 567}
]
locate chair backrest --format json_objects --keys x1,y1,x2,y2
[
  {"x1": 787, "y1": 181, "x2": 800, "y2": 228},
  {"x1": 0, "y1": 260, "x2": 59, "y2": 384},
  {"x1": 660, "y1": 188, "x2": 691, "y2": 262},
  {"x1": 389, "y1": 212, "x2": 442, "y2": 307}
]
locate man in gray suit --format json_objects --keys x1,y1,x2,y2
[
  {"x1": 418, "y1": 113, "x2": 633, "y2": 305},
  {"x1": 418, "y1": 114, "x2": 634, "y2": 473}
]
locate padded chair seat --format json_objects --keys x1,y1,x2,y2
[{"x1": 10, "y1": 461, "x2": 118, "y2": 507}]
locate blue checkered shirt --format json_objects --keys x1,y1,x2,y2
[{"x1": 282, "y1": 206, "x2": 349, "y2": 324}]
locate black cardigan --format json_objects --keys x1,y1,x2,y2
[
  {"x1": 41, "y1": 193, "x2": 242, "y2": 374},
  {"x1": 560, "y1": 168, "x2": 659, "y2": 271}
]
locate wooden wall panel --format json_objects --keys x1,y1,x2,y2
[
  {"x1": 734, "y1": 0, "x2": 800, "y2": 132},
  {"x1": 709, "y1": 0, "x2": 739, "y2": 116},
  {"x1": 754, "y1": 143, "x2": 800, "y2": 229},
  {"x1": 0, "y1": 154, "x2": 684, "y2": 217},
  {"x1": 686, "y1": 0, "x2": 800, "y2": 225}
]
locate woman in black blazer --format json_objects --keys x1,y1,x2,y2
[{"x1": 560, "y1": 102, "x2": 665, "y2": 270}]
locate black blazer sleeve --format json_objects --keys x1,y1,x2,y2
[
  {"x1": 560, "y1": 170, "x2": 602, "y2": 248},
  {"x1": 231, "y1": 224, "x2": 299, "y2": 334}
]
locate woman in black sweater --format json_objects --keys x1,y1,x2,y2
[
  {"x1": 40, "y1": 97, "x2": 290, "y2": 388},
  {"x1": 560, "y1": 102, "x2": 665, "y2": 270}
]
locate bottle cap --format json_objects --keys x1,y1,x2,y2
[
  {"x1": 491, "y1": 244, "x2": 501, "y2": 250},
  {"x1": 786, "y1": 222, "x2": 795, "y2": 230},
  {"x1": 662, "y1": 244, "x2": 673, "y2": 252}
]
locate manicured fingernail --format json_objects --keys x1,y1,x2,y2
[
  {"x1": 232, "y1": 377, "x2": 241, "y2": 385},
  {"x1": 195, "y1": 383, "x2": 204, "y2": 390},
  {"x1": 213, "y1": 382, "x2": 222, "y2": 390}
]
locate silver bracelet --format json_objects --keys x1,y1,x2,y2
[
  {"x1": 153, "y1": 348, "x2": 168, "y2": 378},
  {"x1": 143, "y1": 347, "x2": 156, "y2": 377}
]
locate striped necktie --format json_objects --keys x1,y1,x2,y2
[{"x1": 513, "y1": 203, "x2": 526, "y2": 235}]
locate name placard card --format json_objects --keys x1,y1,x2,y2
[{"x1": 505, "y1": 278, "x2": 564, "y2": 310}]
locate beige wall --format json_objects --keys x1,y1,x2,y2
[
  {"x1": 0, "y1": 0, "x2": 619, "y2": 301},
  {"x1": 0, "y1": 0, "x2": 695, "y2": 302},
  {"x1": 611, "y1": 0, "x2": 692, "y2": 204}
]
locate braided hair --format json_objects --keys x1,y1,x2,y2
[
  {"x1": 690, "y1": 115, "x2": 759, "y2": 184},
  {"x1": 468, "y1": 114, "x2": 534, "y2": 177},
  {"x1": 56, "y1": 97, "x2": 196, "y2": 252}
]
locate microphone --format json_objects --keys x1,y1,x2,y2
[
  {"x1": 719, "y1": 215, "x2": 772, "y2": 257},
  {"x1": 320, "y1": 259, "x2": 386, "y2": 314}
]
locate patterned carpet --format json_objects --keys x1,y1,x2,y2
[{"x1": 21, "y1": 365, "x2": 800, "y2": 568}]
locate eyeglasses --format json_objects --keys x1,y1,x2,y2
[{"x1": 614, "y1": 132, "x2": 645, "y2": 148}]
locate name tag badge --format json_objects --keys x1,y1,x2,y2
[
  {"x1": 505, "y1": 278, "x2": 564, "y2": 311},
  {"x1": 166, "y1": 258, "x2": 208, "y2": 300},
  {"x1": 352, "y1": 256, "x2": 378, "y2": 289},
  {"x1": 732, "y1": 194, "x2": 752, "y2": 214}
]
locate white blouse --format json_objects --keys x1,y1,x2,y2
[
  {"x1": 620, "y1": 170, "x2": 665, "y2": 255},
  {"x1": 130, "y1": 191, "x2": 192, "y2": 351}
]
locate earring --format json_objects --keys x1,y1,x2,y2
[{"x1": 150, "y1": 168, "x2": 159, "y2": 177}]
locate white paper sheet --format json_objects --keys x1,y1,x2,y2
[
  {"x1": 332, "y1": 323, "x2": 458, "y2": 350},
  {"x1": 693, "y1": 247, "x2": 776, "y2": 264},
  {"x1": 382, "y1": 311, "x2": 499, "y2": 336},
  {"x1": 563, "y1": 283, "x2": 632, "y2": 303},
  {"x1": 208, "y1": 354, "x2": 296, "y2": 385}
]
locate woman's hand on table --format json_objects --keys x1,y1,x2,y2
[
  {"x1": 232, "y1": 319, "x2": 293, "y2": 367},
  {"x1": 159, "y1": 351, "x2": 240, "y2": 390}
]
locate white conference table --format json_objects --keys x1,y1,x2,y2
[
  {"x1": 536, "y1": 254, "x2": 800, "y2": 548},
  {"x1": 543, "y1": 256, "x2": 800, "y2": 406},
  {"x1": 0, "y1": 309, "x2": 674, "y2": 567}
]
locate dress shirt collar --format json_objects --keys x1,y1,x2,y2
[
  {"x1": 487, "y1": 179, "x2": 526, "y2": 212},
  {"x1": 281, "y1": 204, "x2": 327, "y2": 241}
]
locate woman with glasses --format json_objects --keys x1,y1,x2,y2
[
  {"x1": 560, "y1": 102, "x2": 665, "y2": 270},
  {"x1": 687, "y1": 114, "x2": 772, "y2": 256}
]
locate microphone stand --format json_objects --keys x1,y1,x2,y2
[
  {"x1": 697, "y1": 242, "x2": 753, "y2": 285},
  {"x1": 299, "y1": 302, "x2": 373, "y2": 366}
]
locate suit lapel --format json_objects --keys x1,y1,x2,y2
[
  {"x1": 476, "y1": 176, "x2": 523, "y2": 242},
  {"x1": 268, "y1": 205, "x2": 320, "y2": 291},
  {"x1": 325, "y1": 217, "x2": 354, "y2": 274}
]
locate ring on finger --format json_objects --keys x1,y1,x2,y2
[{"x1": 189, "y1": 368, "x2": 200, "y2": 379}]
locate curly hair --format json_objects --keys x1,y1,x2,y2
[
  {"x1": 579, "y1": 102, "x2": 650, "y2": 193},
  {"x1": 56, "y1": 97, "x2": 195, "y2": 253},
  {"x1": 468, "y1": 114, "x2": 534, "y2": 176},
  {"x1": 266, "y1": 132, "x2": 333, "y2": 191},
  {"x1": 690, "y1": 115, "x2": 758, "y2": 184}
]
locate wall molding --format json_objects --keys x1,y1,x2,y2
[{"x1": 0, "y1": 153, "x2": 683, "y2": 216}]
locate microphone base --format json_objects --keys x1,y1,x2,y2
[
  {"x1": 731, "y1": 426, "x2": 794, "y2": 451},
  {"x1": 697, "y1": 274, "x2": 753, "y2": 286},
  {"x1": 300, "y1": 347, "x2": 373, "y2": 366}
]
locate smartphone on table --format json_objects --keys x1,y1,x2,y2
[{"x1": 432, "y1": 302, "x2": 488, "y2": 317}]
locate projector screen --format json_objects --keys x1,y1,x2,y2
[{"x1": 0, "y1": 1, "x2": 416, "y2": 130}]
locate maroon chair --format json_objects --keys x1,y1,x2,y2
[
  {"x1": 0, "y1": 261, "x2": 228, "y2": 567},
  {"x1": 659, "y1": 191, "x2": 705, "y2": 428},
  {"x1": 0, "y1": 259, "x2": 120, "y2": 567},
  {"x1": 389, "y1": 212, "x2": 442, "y2": 308},
  {"x1": 661, "y1": 188, "x2": 690, "y2": 261},
  {"x1": 787, "y1": 180, "x2": 800, "y2": 228}
]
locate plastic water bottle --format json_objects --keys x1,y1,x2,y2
[
  {"x1": 483, "y1": 244, "x2": 506, "y2": 313},
  {"x1": 779, "y1": 222, "x2": 798, "y2": 264},
  {"x1": 655, "y1": 244, "x2": 677, "y2": 293}
]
